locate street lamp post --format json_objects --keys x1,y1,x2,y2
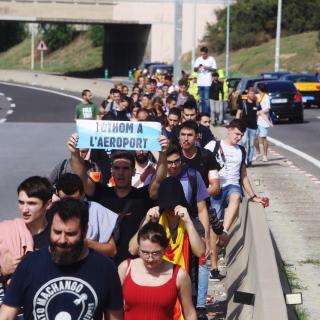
[
  {"x1": 191, "y1": 0, "x2": 197, "y2": 71},
  {"x1": 173, "y1": 0, "x2": 183, "y2": 83},
  {"x1": 225, "y1": 0, "x2": 231, "y2": 77},
  {"x1": 275, "y1": 0, "x2": 282, "y2": 72}
]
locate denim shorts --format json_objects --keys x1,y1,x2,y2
[
  {"x1": 257, "y1": 126, "x2": 269, "y2": 138},
  {"x1": 210, "y1": 184, "x2": 244, "y2": 220}
]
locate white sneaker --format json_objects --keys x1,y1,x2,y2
[
  {"x1": 262, "y1": 155, "x2": 268, "y2": 162},
  {"x1": 253, "y1": 154, "x2": 261, "y2": 161}
]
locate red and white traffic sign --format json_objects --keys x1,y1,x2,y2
[{"x1": 36, "y1": 39, "x2": 48, "y2": 51}]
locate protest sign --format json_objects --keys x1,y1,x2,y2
[{"x1": 76, "y1": 120, "x2": 161, "y2": 151}]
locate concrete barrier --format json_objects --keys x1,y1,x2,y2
[{"x1": 225, "y1": 199, "x2": 288, "y2": 319}]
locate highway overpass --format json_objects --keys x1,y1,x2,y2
[{"x1": 0, "y1": 0, "x2": 227, "y2": 75}]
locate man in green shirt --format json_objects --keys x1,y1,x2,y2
[{"x1": 75, "y1": 89, "x2": 100, "y2": 120}]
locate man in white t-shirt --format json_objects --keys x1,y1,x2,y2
[
  {"x1": 194, "y1": 47, "x2": 217, "y2": 114},
  {"x1": 255, "y1": 82, "x2": 272, "y2": 162},
  {"x1": 205, "y1": 119, "x2": 268, "y2": 281},
  {"x1": 205, "y1": 119, "x2": 267, "y2": 230}
]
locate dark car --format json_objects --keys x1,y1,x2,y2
[
  {"x1": 148, "y1": 63, "x2": 173, "y2": 76},
  {"x1": 255, "y1": 80, "x2": 304, "y2": 123},
  {"x1": 260, "y1": 71, "x2": 290, "y2": 79},
  {"x1": 230, "y1": 77, "x2": 275, "y2": 115},
  {"x1": 280, "y1": 74, "x2": 320, "y2": 107},
  {"x1": 227, "y1": 77, "x2": 242, "y2": 90}
]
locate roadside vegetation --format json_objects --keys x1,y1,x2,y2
[
  {"x1": 182, "y1": 31, "x2": 320, "y2": 75},
  {"x1": 281, "y1": 262, "x2": 309, "y2": 320},
  {"x1": 0, "y1": 32, "x2": 103, "y2": 73},
  {"x1": 204, "y1": 0, "x2": 320, "y2": 54}
]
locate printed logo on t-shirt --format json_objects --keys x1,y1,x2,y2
[
  {"x1": 33, "y1": 277, "x2": 98, "y2": 320},
  {"x1": 82, "y1": 107, "x2": 93, "y2": 119}
]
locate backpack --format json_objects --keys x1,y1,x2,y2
[
  {"x1": 211, "y1": 140, "x2": 246, "y2": 167},
  {"x1": 269, "y1": 108, "x2": 276, "y2": 124}
]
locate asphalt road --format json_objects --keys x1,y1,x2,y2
[
  {"x1": 268, "y1": 108, "x2": 320, "y2": 179},
  {"x1": 0, "y1": 84, "x2": 78, "y2": 219},
  {"x1": 0, "y1": 83, "x2": 78, "y2": 122},
  {"x1": 270, "y1": 108, "x2": 320, "y2": 160},
  {"x1": 1, "y1": 83, "x2": 319, "y2": 219}
]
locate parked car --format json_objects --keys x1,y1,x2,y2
[
  {"x1": 260, "y1": 71, "x2": 290, "y2": 79},
  {"x1": 227, "y1": 77, "x2": 242, "y2": 90},
  {"x1": 280, "y1": 74, "x2": 320, "y2": 107},
  {"x1": 230, "y1": 77, "x2": 275, "y2": 115},
  {"x1": 148, "y1": 63, "x2": 173, "y2": 77},
  {"x1": 254, "y1": 80, "x2": 304, "y2": 123}
]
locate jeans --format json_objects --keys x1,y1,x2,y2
[
  {"x1": 197, "y1": 260, "x2": 210, "y2": 308},
  {"x1": 211, "y1": 184, "x2": 244, "y2": 220},
  {"x1": 210, "y1": 100, "x2": 224, "y2": 123},
  {"x1": 240, "y1": 128, "x2": 257, "y2": 164},
  {"x1": 198, "y1": 86, "x2": 210, "y2": 113}
]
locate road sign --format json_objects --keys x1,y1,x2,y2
[{"x1": 36, "y1": 39, "x2": 48, "y2": 51}]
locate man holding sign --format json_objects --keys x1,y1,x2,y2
[
  {"x1": 67, "y1": 130, "x2": 168, "y2": 265},
  {"x1": 76, "y1": 120, "x2": 162, "y2": 151}
]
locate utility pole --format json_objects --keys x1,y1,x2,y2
[
  {"x1": 225, "y1": 0, "x2": 231, "y2": 77},
  {"x1": 173, "y1": 0, "x2": 183, "y2": 83},
  {"x1": 191, "y1": 0, "x2": 197, "y2": 71},
  {"x1": 31, "y1": 23, "x2": 35, "y2": 70},
  {"x1": 275, "y1": 0, "x2": 282, "y2": 72}
]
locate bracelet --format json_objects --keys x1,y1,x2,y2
[{"x1": 249, "y1": 194, "x2": 257, "y2": 201}]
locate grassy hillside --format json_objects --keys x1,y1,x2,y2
[
  {"x1": 1, "y1": 31, "x2": 319, "y2": 76},
  {"x1": 0, "y1": 32, "x2": 103, "y2": 73},
  {"x1": 182, "y1": 31, "x2": 320, "y2": 75}
]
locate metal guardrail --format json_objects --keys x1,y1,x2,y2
[{"x1": 225, "y1": 199, "x2": 288, "y2": 319}]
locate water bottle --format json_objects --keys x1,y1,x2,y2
[{"x1": 104, "y1": 69, "x2": 109, "y2": 80}]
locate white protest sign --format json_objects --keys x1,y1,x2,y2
[{"x1": 76, "y1": 120, "x2": 162, "y2": 151}]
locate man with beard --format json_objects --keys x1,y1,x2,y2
[
  {"x1": 132, "y1": 150, "x2": 155, "y2": 188},
  {"x1": 0, "y1": 198, "x2": 123, "y2": 320}
]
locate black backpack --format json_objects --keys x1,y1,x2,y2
[{"x1": 211, "y1": 140, "x2": 246, "y2": 167}]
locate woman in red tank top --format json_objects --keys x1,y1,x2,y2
[{"x1": 118, "y1": 222, "x2": 197, "y2": 320}]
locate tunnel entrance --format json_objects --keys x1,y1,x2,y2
[{"x1": 103, "y1": 23, "x2": 151, "y2": 77}]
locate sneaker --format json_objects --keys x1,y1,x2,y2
[
  {"x1": 196, "y1": 307, "x2": 208, "y2": 320},
  {"x1": 209, "y1": 269, "x2": 226, "y2": 282},
  {"x1": 253, "y1": 154, "x2": 261, "y2": 161},
  {"x1": 262, "y1": 155, "x2": 268, "y2": 162}
]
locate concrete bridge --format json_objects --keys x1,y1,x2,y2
[{"x1": 0, "y1": 0, "x2": 226, "y2": 75}]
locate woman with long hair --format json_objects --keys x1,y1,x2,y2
[{"x1": 118, "y1": 221, "x2": 197, "y2": 320}]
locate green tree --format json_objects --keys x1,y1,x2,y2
[
  {"x1": 38, "y1": 24, "x2": 76, "y2": 52},
  {"x1": 0, "y1": 22, "x2": 27, "y2": 52},
  {"x1": 88, "y1": 25, "x2": 104, "y2": 47},
  {"x1": 204, "y1": 0, "x2": 320, "y2": 54}
]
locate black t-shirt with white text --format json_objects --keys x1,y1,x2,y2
[{"x1": 3, "y1": 248, "x2": 123, "y2": 320}]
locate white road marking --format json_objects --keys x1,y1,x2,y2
[
  {"x1": 0, "y1": 118, "x2": 7, "y2": 123},
  {"x1": 317, "y1": 116, "x2": 320, "y2": 120},
  {"x1": 6, "y1": 110, "x2": 13, "y2": 115},
  {"x1": 10, "y1": 103, "x2": 16, "y2": 108},
  {"x1": 6, "y1": 97, "x2": 12, "y2": 101},
  {"x1": 0, "y1": 92, "x2": 4, "y2": 96},
  {"x1": 268, "y1": 136, "x2": 320, "y2": 169},
  {"x1": 0, "y1": 82, "x2": 82, "y2": 101}
]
